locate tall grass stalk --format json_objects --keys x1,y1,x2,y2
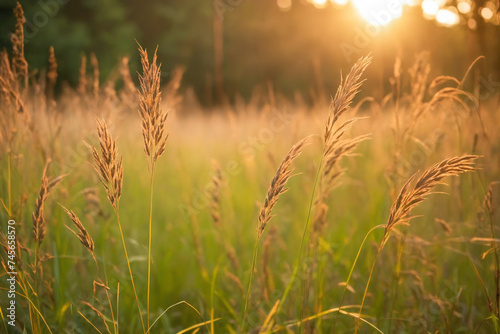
[
  {"x1": 137, "y1": 44, "x2": 169, "y2": 328},
  {"x1": 354, "y1": 155, "x2": 478, "y2": 333},
  {"x1": 241, "y1": 238, "x2": 259, "y2": 332},
  {"x1": 114, "y1": 205, "x2": 145, "y2": 332},
  {"x1": 294, "y1": 55, "x2": 372, "y2": 330},
  {"x1": 331, "y1": 224, "x2": 385, "y2": 331},
  {"x1": 241, "y1": 138, "x2": 307, "y2": 332},
  {"x1": 278, "y1": 154, "x2": 322, "y2": 324},
  {"x1": 147, "y1": 171, "x2": 154, "y2": 329},
  {"x1": 89, "y1": 118, "x2": 145, "y2": 332},
  {"x1": 486, "y1": 189, "x2": 500, "y2": 317}
]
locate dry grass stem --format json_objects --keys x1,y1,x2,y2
[
  {"x1": 12, "y1": 2, "x2": 28, "y2": 84},
  {"x1": 311, "y1": 55, "x2": 372, "y2": 243},
  {"x1": 47, "y1": 46, "x2": 57, "y2": 86},
  {"x1": 47, "y1": 46, "x2": 57, "y2": 101},
  {"x1": 78, "y1": 54, "x2": 87, "y2": 95},
  {"x1": 482, "y1": 182, "x2": 499, "y2": 216},
  {"x1": 90, "y1": 53, "x2": 100, "y2": 99},
  {"x1": 32, "y1": 160, "x2": 65, "y2": 245},
  {"x1": 61, "y1": 205, "x2": 98, "y2": 267},
  {"x1": 435, "y1": 217, "x2": 453, "y2": 234},
  {"x1": 324, "y1": 55, "x2": 372, "y2": 145},
  {"x1": 320, "y1": 55, "x2": 371, "y2": 201},
  {"x1": 0, "y1": 50, "x2": 24, "y2": 113},
  {"x1": 88, "y1": 118, "x2": 123, "y2": 209},
  {"x1": 209, "y1": 160, "x2": 223, "y2": 228},
  {"x1": 137, "y1": 45, "x2": 168, "y2": 166},
  {"x1": 80, "y1": 301, "x2": 111, "y2": 334},
  {"x1": 382, "y1": 155, "x2": 479, "y2": 248},
  {"x1": 258, "y1": 137, "x2": 308, "y2": 238}
]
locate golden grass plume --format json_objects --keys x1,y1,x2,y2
[
  {"x1": 137, "y1": 44, "x2": 168, "y2": 165},
  {"x1": 382, "y1": 155, "x2": 479, "y2": 248},
  {"x1": 87, "y1": 118, "x2": 123, "y2": 209},
  {"x1": 61, "y1": 205, "x2": 97, "y2": 267},
  {"x1": 321, "y1": 55, "x2": 372, "y2": 197},
  {"x1": 32, "y1": 160, "x2": 65, "y2": 245},
  {"x1": 324, "y1": 55, "x2": 372, "y2": 145},
  {"x1": 11, "y1": 2, "x2": 28, "y2": 83},
  {"x1": 258, "y1": 137, "x2": 308, "y2": 238}
]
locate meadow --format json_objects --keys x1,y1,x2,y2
[{"x1": 1, "y1": 4, "x2": 500, "y2": 334}]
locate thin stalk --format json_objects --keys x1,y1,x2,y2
[
  {"x1": 314, "y1": 248, "x2": 326, "y2": 333},
  {"x1": 488, "y1": 205, "x2": 500, "y2": 316},
  {"x1": 78, "y1": 311, "x2": 104, "y2": 334},
  {"x1": 17, "y1": 273, "x2": 43, "y2": 334},
  {"x1": 278, "y1": 155, "x2": 323, "y2": 319},
  {"x1": 101, "y1": 242, "x2": 117, "y2": 333},
  {"x1": 116, "y1": 282, "x2": 120, "y2": 334},
  {"x1": 34, "y1": 243, "x2": 38, "y2": 290},
  {"x1": 354, "y1": 247, "x2": 382, "y2": 334},
  {"x1": 241, "y1": 237, "x2": 260, "y2": 333},
  {"x1": 114, "y1": 207, "x2": 146, "y2": 333},
  {"x1": 103, "y1": 281, "x2": 116, "y2": 334},
  {"x1": 297, "y1": 157, "x2": 323, "y2": 333},
  {"x1": 15, "y1": 289, "x2": 53, "y2": 334},
  {"x1": 146, "y1": 300, "x2": 211, "y2": 334},
  {"x1": 332, "y1": 224, "x2": 384, "y2": 331},
  {"x1": 32, "y1": 234, "x2": 42, "y2": 332},
  {"x1": 210, "y1": 265, "x2": 219, "y2": 334},
  {"x1": 147, "y1": 167, "x2": 155, "y2": 329},
  {"x1": 387, "y1": 227, "x2": 408, "y2": 333}
]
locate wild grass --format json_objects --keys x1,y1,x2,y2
[{"x1": 1, "y1": 3, "x2": 500, "y2": 333}]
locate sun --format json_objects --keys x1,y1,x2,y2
[
  {"x1": 309, "y1": 0, "x2": 420, "y2": 26},
  {"x1": 308, "y1": 0, "x2": 462, "y2": 27},
  {"x1": 351, "y1": 0, "x2": 414, "y2": 26}
]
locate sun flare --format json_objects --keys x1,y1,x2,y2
[{"x1": 352, "y1": 0, "x2": 402, "y2": 26}]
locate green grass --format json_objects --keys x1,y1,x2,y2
[{"x1": 1, "y1": 75, "x2": 500, "y2": 334}]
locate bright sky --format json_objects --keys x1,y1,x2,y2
[
  {"x1": 276, "y1": 0, "x2": 500, "y2": 27},
  {"x1": 297, "y1": 0, "x2": 499, "y2": 27}
]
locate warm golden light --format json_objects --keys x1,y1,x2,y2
[
  {"x1": 457, "y1": 0, "x2": 472, "y2": 14},
  {"x1": 330, "y1": 0, "x2": 349, "y2": 5},
  {"x1": 481, "y1": 7, "x2": 494, "y2": 20},
  {"x1": 405, "y1": 0, "x2": 420, "y2": 6},
  {"x1": 421, "y1": 0, "x2": 441, "y2": 18},
  {"x1": 310, "y1": 0, "x2": 328, "y2": 9},
  {"x1": 436, "y1": 7, "x2": 460, "y2": 26},
  {"x1": 351, "y1": 0, "x2": 407, "y2": 26},
  {"x1": 277, "y1": 0, "x2": 292, "y2": 11},
  {"x1": 468, "y1": 17, "x2": 477, "y2": 29}
]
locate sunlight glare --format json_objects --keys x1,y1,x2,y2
[
  {"x1": 310, "y1": 0, "x2": 328, "y2": 9},
  {"x1": 351, "y1": 0, "x2": 407, "y2": 26},
  {"x1": 330, "y1": 0, "x2": 349, "y2": 5},
  {"x1": 481, "y1": 7, "x2": 494, "y2": 20},
  {"x1": 404, "y1": 0, "x2": 420, "y2": 6},
  {"x1": 277, "y1": 0, "x2": 292, "y2": 11},
  {"x1": 457, "y1": 0, "x2": 472, "y2": 14},
  {"x1": 421, "y1": 0, "x2": 440, "y2": 18},
  {"x1": 468, "y1": 18, "x2": 477, "y2": 29},
  {"x1": 436, "y1": 7, "x2": 460, "y2": 26}
]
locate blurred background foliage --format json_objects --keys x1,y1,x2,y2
[{"x1": 0, "y1": 0, "x2": 499, "y2": 106}]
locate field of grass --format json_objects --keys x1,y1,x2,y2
[{"x1": 2, "y1": 6, "x2": 500, "y2": 334}]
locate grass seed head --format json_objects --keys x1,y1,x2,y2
[
  {"x1": 382, "y1": 155, "x2": 479, "y2": 248},
  {"x1": 61, "y1": 205, "x2": 97, "y2": 267},
  {"x1": 137, "y1": 44, "x2": 169, "y2": 164},
  {"x1": 258, "y1": 137, "x2": 308, "y2": 238},
  {"x1": 32, "y1": 161, "x2": 65, "y2": 245},
  {"x1": 88, "y1": 118, "x2": 123, "y2": 209}
]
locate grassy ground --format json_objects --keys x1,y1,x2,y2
[{"x1": 1, "y1": 26, "x2": 500, "y2": 334}]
